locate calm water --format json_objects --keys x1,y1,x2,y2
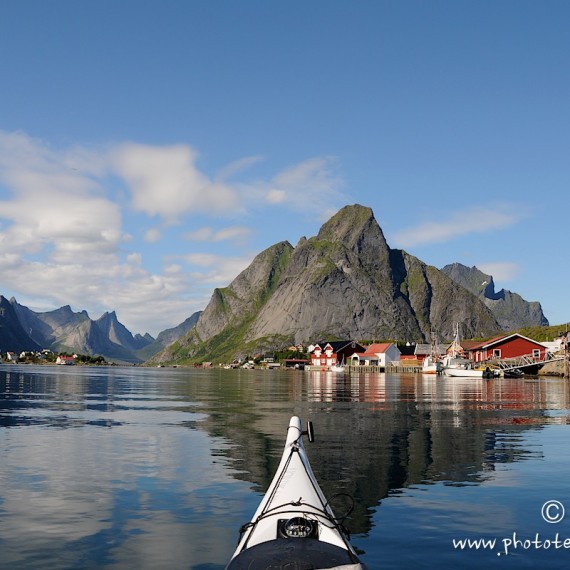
[{"x1": 2, "y1": 365, "x2": 570, "y2": 569}]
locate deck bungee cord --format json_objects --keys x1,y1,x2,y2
[{"x1": 225, "y1": 416, "x2": 367, "y2": 570}]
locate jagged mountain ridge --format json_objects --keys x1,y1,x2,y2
[
  {"x1": 441, "y1": 263, "x2": 548, "y2": 330},
  {"x1": 2, "y1": 298, "x2": 200, "y2": 363},
  {"x1": 153, "y1": 205, "x2": 505, "y2": 364},
  {"x1": 2, "y1": 206, "x2": 549, "y2": 364},
  {"x1": 9, "y1": 300, "x2": 152, "y2": 362},
  {"x1": 136, "y1": 312, "x2": 202, "y2": 361},
  {"x1": 0, "y1": 296, "x2": 42, "y2": 353}
]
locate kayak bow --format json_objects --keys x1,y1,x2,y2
[{"x1": 226, "y1": 416, "x2": 367, "y2": 570}]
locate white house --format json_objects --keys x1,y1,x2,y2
[{"x1": 350, "y1": 343, "x2": 401, "y2": 367}]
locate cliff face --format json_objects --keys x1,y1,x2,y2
[
  {"x1": 155, "y1": 205, "x2": 502, "y2": 363},
  {"x1": 195, "y1": 240, "x2": 293, "y2": 342},
  {"x1": 0, "y1": 296, "x2": 41, "y2": 352},
  {"x1": 245, "y1": 207, "x2": 499, "y2": 344},
  {"x1": 441, "y1": 263, "x2": 549, "y2": 330},
  {"x1": 154, "y1": 240, "x2": 294, "y2": 363}
]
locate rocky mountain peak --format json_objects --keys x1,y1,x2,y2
[
  {"x1": 441, "y1": 263, "x2": 495, "y2": 298},
  {"x1": 316, "y1": 204, "x2": 389, "y2": 257},
  {"x1": 153, "y1": 204, "x2": 505, "y2": 364},
  {"x1": 441, "y1": 262, "x2": 548, "y2": 329}
]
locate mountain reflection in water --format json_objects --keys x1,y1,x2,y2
[{"x1": 1, "y1": 365, "x2": 569, "y2": 569}]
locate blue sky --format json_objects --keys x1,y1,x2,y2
[{"x1": 0, "y1": 0, "x2": 568, "y2": 336}]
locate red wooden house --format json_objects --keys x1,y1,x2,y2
[
  {"x1": 310, "y1": 343, "x2": 337, "y2": 367},
  {"x1": 466, "y1": 333, "x2": 547, "y2": 363},
  {"x1": 309, "y1": 340, "x2": 367, "y2": 368}
]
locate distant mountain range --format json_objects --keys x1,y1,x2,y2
[
  {"x1": 440, "y1": 263, "x2": 548, "y2": 330},
  {"x1": 0, "y1": 204, "x2": 549, "y2": 364},
  {"x1": 150, "y1": 204, "x2": 548, "y2": 365},
  {"x1": 0, "y1": 295, "x2": 201, "y2": 363}
]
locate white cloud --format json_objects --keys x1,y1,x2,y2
[
  {"x1": 259, "y1": 156, "x2": 344, "y2": 208},
  {"x1": 184, "y1": 225, "x2": 252, "y2": 243},
  {"x1": 214, "y1": 226, "x2": 252, "y2": 242},
  {"x1": 164, "y1": 263, "x2": 182, "y2": 274},
  {"x1": 0, "y1": 129, "x2": 348, "y2": 336},
  {"x1": 392, "y1": 207, "x2": 521, "y2": 248},
  {"x1": 111, "y1": 143, "x2": 242, "y2": 223},
  {"x1": 265, "y1": 189, "x2": 286, "y2": 204},
  {"x1": 183, "y1": 253, "x2": 254, "y2": 285},
  {"x1": 216, "y1": 155, "x2": 264, "y2": 181},
  {"x1": 0, "y1": 131, "x2": 180, "y2": 334},
  {"x1": 183, "y1": 253, "x2": 221, "y2": 267},
  {"x1": 144, "y1": 228, "x2": 162, "y2": 243},
  {"x1": 127, "y1": 252, "x2": 142, "y2": 265},
  {"x1": 0, "y1": 132, "x2": 123, "y2": 265},
  {"x1": 184, "y1": 227, "x2": 213, "y2": 241}
]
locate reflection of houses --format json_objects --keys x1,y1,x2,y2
[
  {"x1": 466, "y1": 333, "x2": 548, "y2": 363},
  {"x1": 350, "y1": 343, "x2": 401, "y2": 367}
]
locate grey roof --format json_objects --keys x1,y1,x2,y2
[{"x1": 414, "y1": 343, "x2": 448, "y2": 355}]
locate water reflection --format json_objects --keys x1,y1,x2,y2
[
  {"x1": 2, "y1": 365, "x2": 570, "y2": 569},
  {"x1": 197, "y1": 371, "x2": 570, "y2": 537}
]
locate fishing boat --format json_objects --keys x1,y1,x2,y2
[
  {"x1": 422, "y1": 354, "x2": 441, "y2": 374},
  {"x1": 441, "y1": 324, "x2": 472, "y2": 372},
  {"x1": 441, "y1": 324, "x2": 496, "y2": 378},
  {"x1": 443, "y1": 365, "x2": 497, "y2": 379},
  {"x1": 422, "y1": 331, "x2": 442, "y2": 374},
  {"x1": 225, "y1": 416, "x2": 367, "y2": 570}
]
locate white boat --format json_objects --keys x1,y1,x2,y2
[
  {"x1": 422, "y1": 354, "x2": 441, "y2": 374},
  {"x1": 225, "y1": 416, "x2": 367, "y2": 570},
  {"x1": 441, "y1": 323, "x2": 472, "y2": 371},
  {"x1": 422, "y1": 331, "x2": 442, "y2": 374},
  {"x1": 330, "y1": 364, "x2": 346, "y2": 373},
  {"x1": 441, "y1": 324, "x2": 497, "y2": 378},
  {"x1": 443, "y1": 365, "x2": 496, "y2": 378},
  {"x1": 442, "y1": 355, "x2": 472, "y2": 369}
]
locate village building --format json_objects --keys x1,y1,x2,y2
[
  {"x1": 542, "y1": 338, "x2": 564, "y2": 354},
  {"x1": 414, "y1": 343, "x2": 448, "y2": 364},
  {"x1": 399, "y1": 343, "x2": 417, "y2": 361},
  {"x1": 465, "y1": 333, "x2": 548, "y2": 363},
  {"x1": 349, "y1": 343, "x2": 401, "y2": 367},
  {"x1": 310, "y1": 343, "x2": 337, "y2": 368},
  {"x1": 309, "y1": 340, "x2": 367, "y2": 367}
]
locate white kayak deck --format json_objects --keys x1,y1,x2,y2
[{"x1": 226, "y1": 416, "x2": 367, "y2": 570}]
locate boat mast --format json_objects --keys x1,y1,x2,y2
[
  {"x1": 430, "y1": 329, "x2": 439, "y2": 360},
  {"x1": 449, "y1": 323, "x2": 461, "y2": 359}
]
